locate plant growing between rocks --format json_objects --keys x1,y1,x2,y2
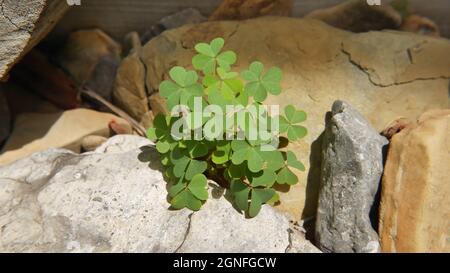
[{"x1": 146, "y1": 37, "x2": 307, "y2": 217}]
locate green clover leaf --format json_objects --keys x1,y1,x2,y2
[
  {"x1": 276, "y1": 151, "x2": 305, "y2": 185},
  {"x1": 242, "y1": 61, "x2": 282, "y2": 103},
  {"x1": 171, "y1": 147, "x2": 208, "y2": 180},
  {"x1": 159, "y1": 66, "x2": 203, "y2": 110},
  {"x1": 192, "y1": 37, "x2": 237, "y2": 74},
  {"x1": 279, "y1": 105, "x2": 307, "y2": 141},
  {"x1": 230, "y1": 140, "x2": 266, "y2": 173}
]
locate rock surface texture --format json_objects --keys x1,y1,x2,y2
[
  {"x1": 0, "y1": 0, "x2": 70, "y2": 81},
  {"x1": 209, "y1": 0, "x2": 293, "y2": 20},
  {"x1": 139, "y1": 16, "x2": 450, "y2": 220},
  {"x1": 305, "y1": 0, "x2": 402, "y2": 32},
  {"x1": 0, "y1": 109, "x2": 129, "y2": 165},
  {"x1": 379, "y1": 110, "x2": 450, "y2": 253},
  {"x1": 315, "y1": 101, "x2": 388, "y2": 253},
  {"x1": 0, "y1": 135, "x2": 319, "y2": 253}
]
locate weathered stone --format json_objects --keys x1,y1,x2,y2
[
  {"x1": 141, "y1": 8, "x2": 206, "y2": 44},
  {"x1": 0, "y1": 135, "x2": 319, "y2": 253},
  {"x1": 315, "y1": 101, "x2": 388, "y2": 253},
  {"x1": 0, "y1": 109, "x2": 129, "y2": 165},
  {"x1": 80, "y1": 135, "x2": 108, "y2": 152},
  {"x1": 139, "y1": 16, "x2": 450, "y2": 220},
  {"x1": 149, "y1": 93, "x2": 169, "y2": 116},
  {"x1": 400, "y1": 14, "x2": 440, "y2": 37},
  {"x1": 379, "y1": 110, "x2": 450, "y2": 253},
  {"x1": 381, "y1": 117, "x2": 414, "y2": 140},
  {"x1": 304, "y1": 0, "x2": 402, "y2": 32},
  {"x1": 84, "y1": 54, "x2": 120, "y2": 101},
  {"x1": 112, "y1": 52, "x2": 149, "y2": 120},
  {"x1": 0, "y1": 90, "x2": 10, "y2": 144},
  {"x1": 140, "y1": 110, "x2": 155, "y2": 129},
  {"x1": 57, "y1": 29, "x2": 121, "y2": 84},
  {"x1": 0, "y1": 0, "x2": 70, "y2": 81},
  {"x1": 209, "y1": 0, "x2": 293, "y2": 21}
]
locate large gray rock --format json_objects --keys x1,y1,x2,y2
[
  {"x1": 315, "y1": 101, "x2": 388, "y2": 253},
  {"x1": 0, "y1": 135, "x2": 319, "y2": 253}
]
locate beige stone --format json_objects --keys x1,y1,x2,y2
[
  {"x1": 81, "y1": 135, "x2": 108, "y2": 152},
  {"x1": 140, "y1": 16, "x2": 449, "y2": 220},
  {"x1": 112, "y1": 52, "x2": 149, "y2": 120},
  {"x1": 0, "y1": 0, "x2": 70, "y2": 81},
  {"x1": 149, "y1": 93, "x2": 169, "y2": 117},
  {"x1": 0, "y1": 109, "x2": 129, "y2": 165},
  {"x1": 57, "y1": 29, "x2": 121, "y2": 86},
  {"x1": 304, "y1": 0, "x2": 401, "y2": 33},
  {"x1": 400, "y1": 15, "x2": 440, "y2": 37},
  {"x1": 379, "y1": 110, "x2": 450, "y2": 253},
  {"x1": 209, "y1": 0, "x2": 292, "y2": 21}
]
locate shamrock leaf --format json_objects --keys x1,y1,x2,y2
[
  {"x1": 276, "y1": 151, "x2": 305, "y2": 185},
  {"x1": 279, "y1": 105, "x2": 307, "y2": 141},
  {"x1": 242, "y1": 61, "x2": 282, "y2": 103},
  {"x1": 230, "y1": 140, "x2": 266, "y2": 173},
  {"x1": 187, "y1": 174, "x2": 209, "y2": 201},
  {"x1": 192, "y1": 37, "x2": 237, "y2": 74},
  {"x1": 170, "y1": 188, "x2": 202, "y2": 211},
  {"x1": 159, "y1": 66, "x2": 203, "y2": 110},
  {"x1": 171, "y1": 147, "x2": 208, "y2": 180},
  {"x1": 248, "y1": 188, "x2": 276, "y2": 218},
  {"x1": 212, "y1": 140, "x2": 232, "y2": 165},
  {"x1": 230, "y1": 180, "x2": 250, "y2": 211},
  {"x1": 248, "y1": 169, "x2": 277, "y2": 187},
  {"x1": 146, "y1": 115, "x2": 177, "y2": 154}
]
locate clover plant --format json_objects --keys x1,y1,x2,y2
[{"x1": 147, "y1": 37, "x2": 307, "y2": 217}]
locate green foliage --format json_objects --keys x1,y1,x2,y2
[{"x1": 146, "y1": 37, "x2": 307, "y2": 218}]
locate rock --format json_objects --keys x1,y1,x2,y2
[
  {"x1": 139, "y1": 16, "x2": 450, "y2": 220},
  {"x1": 84, "y1": 55, "x2": 120, "y2": 101},
  {"x1": 141, "y1": 8, "x2": 207, "y2": 44},
  {"x1": 315, "y1": 101, "x2": 387, "y2": 253},
  {"x1": 123, "y1": 31, "x2": 141, "y2": 56},
  {"x1": 0, "y1": 135, "x2": 320, "y2": 253},
  {"x1": 379, "y1": 110, "x2": 450, "y2": 252},
  {"x1": 0, "y1": 0, "x2": 70, "y2": 81},
  {"x1": 209, "y1": 0, "x2": 293, "y2": 21},
  {"x1": 0, "y1": 90, "x2": 10, "y2": 144},
  {"x1": 149, "y1": 93, "x2": 169, "y2": 116},
  {"x1": 0, "y1": 109, "x2": 130, "y2": 165},
  {"x1": 57, "y1": 29, "x2": 121, "y2": 100},
  {"x1": 400, "y1": 15, "x2": 440, "y2": 37},
  {"x1": 381, "y1": 117, "x2": 414, "y2": 140},
  {"x1": 81, "y1": 135, "x2": 108, "y2": 152},
  {"x1": 112, "y1": 52, "x2": 149, "y2": 120},
  {"x1": 304, "y1": 0, "x2": 402, "y2": 32},
  {"x1": 140, "y1": 110, "x2": 155, "y2": 129}
]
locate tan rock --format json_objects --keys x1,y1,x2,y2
[
  {"x1": 81, "y1": 135, "x2": 108, "y2": 152},
  {"x1": 0, "y1": 109, "x2": 129, "y2": 165},
  {"x1": 57, "y1": 29, "x2": 121, "y2": 87},
  {"x1": 304, "y1": 0, "x2": 401, "y2": 32},
  {"x1": 379, "y1": 110, "x2": 450, "y2": 253},
  {"x1": 140, "y1": 110, "x2": 155, "y2": 129},
  {"x1": 400, "y1": 15, "x2": 440, "y2": 37},
  {"x1": 0, "y1": 0, "x2": 70, "y2": 81},
  {"x1": 209, "y1": 0, "x2": 292, "y2": 21},
  {"x1": 149, "y1": 93, "x2": 169, "y2": 116},
  {"x1": 140, "y1": 17, "x2": 450, "y2": 220},
  {"x1": 112, "y1": 52, "x2": 149, "y2": 120}
]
